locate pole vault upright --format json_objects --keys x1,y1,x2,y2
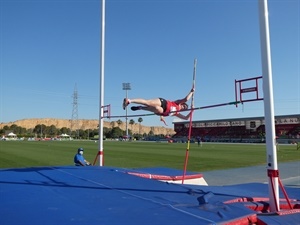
[
  {"x1": 258, "y1": 0, "x2": 279, "y2": 211},
  {"x1": 98, "y1": 0, "x2": 106, "y2": 166}
]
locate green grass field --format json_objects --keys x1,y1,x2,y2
[{"x1": 0, "y1": 140, "x2": 299, "y2": 172}]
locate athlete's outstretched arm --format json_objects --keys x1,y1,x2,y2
[
  {"x1": 175, "y1": 88, "x2": 194, "y2": 104},
  {"x1": 175, "y1": 109, "x2": 194, "y2": 120},
  {"x1": 160, "y1": 116, "x2": 168, "y2": 126}
]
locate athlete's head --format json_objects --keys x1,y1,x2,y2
[
  {"x1": 78, "y1": 147, "x2": 84, "y2": 155},
  {"x1": 180, "y1": 103, "x2": 188, "y2": 110}
]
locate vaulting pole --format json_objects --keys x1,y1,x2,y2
[
  {"x1": 182, "y1": 59, "x2": 197, "y2": 184},
  {"x1": 258, "y1": 0, "x2": 279, "y2": 211}
]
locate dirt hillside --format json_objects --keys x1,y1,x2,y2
[{"x1": 0, "y1": 118, "x2": 176, "y2": 135}]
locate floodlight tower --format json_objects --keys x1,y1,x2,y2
[
  {"x1": 71, "y1": 84, "x2": 79, "y2": 138},
  {"x1": 122, "y1": 83, "x2": 131, "y2": 137}
]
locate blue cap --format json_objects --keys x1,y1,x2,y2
[{"x1": 78, "y1": 147, "x2": 84, "y2": 152}]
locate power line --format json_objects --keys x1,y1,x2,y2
[{"x1": 71, "y1": 84, "x2": 79, "y2": 137}]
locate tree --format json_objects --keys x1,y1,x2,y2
[
  {"x1": 9, "y1": 124, "x2": 18, "y2": 133},
  {"x1": 117, "y1": 120, "x2": 122, "y2": 127},
  {"x1": 60, "y1": 127, "x2": 70, "y2": 135},
  {"x1": 129, "y1": 119, "x2": 135, "y2": 133},
  {"x1": 33, "y1": 124, "x2": 46, "y2": 138},
  {"x1": 46, "y1": 125, "x2": 58, "y2": 136},
  {"x1": 138, "y1": 117, "x2": 143, "y2": 136},
  {"x1": 103, "y1": 127, "x2": 111, "y2": 138},
  {"x1": 138, "y1": 117, "x2": 143, "y2": 124},
  {"x1": 111, "y1": 127, "x2": 124, "y2": 138},
  {"x1": 110, "y1": 121, "x2": 115, "y2": 128},
  {"x1": 1, "y1": 124, "x2": 27, "y2": 137}
]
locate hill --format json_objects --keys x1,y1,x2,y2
[{"x1": 0, "y1": 118, "x2": 176, "y2": 135}]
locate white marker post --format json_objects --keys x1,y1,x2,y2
[
  {"x1": 258, "y1": 0, "x2": 279, "y2": 211},
  {"x1": 98, "y1": 0, "x2": 106, "y2": 166}
]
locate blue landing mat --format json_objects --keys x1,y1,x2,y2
[{"x1": 0, "y1": 166, "x2": 299, "y2": 225}]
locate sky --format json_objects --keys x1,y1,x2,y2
[{"x1": 0, "y1": 0, "x2": 299, "y2": 128}]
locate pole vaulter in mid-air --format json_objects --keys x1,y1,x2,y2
[{"x1": 122, "y1": 88, "x2": 195, "y2": 126}]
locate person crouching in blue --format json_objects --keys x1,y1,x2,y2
[{"x1": 74, "y1": 147, "x2": 91, "y2": 166}]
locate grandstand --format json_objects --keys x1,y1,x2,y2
[{"x1": 172, "y1": 114, "x2": 300, "y2": 144}]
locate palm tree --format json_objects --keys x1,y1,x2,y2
[
  {"x1": 138, "y1": 117, "x2": 143, "y2": 136},
  {"x1": 116, "y1": 119, "x2": 122, "y2": 127},
  {"x1": 129, "y1": 119, "x2": 135, "y2": 133}
]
